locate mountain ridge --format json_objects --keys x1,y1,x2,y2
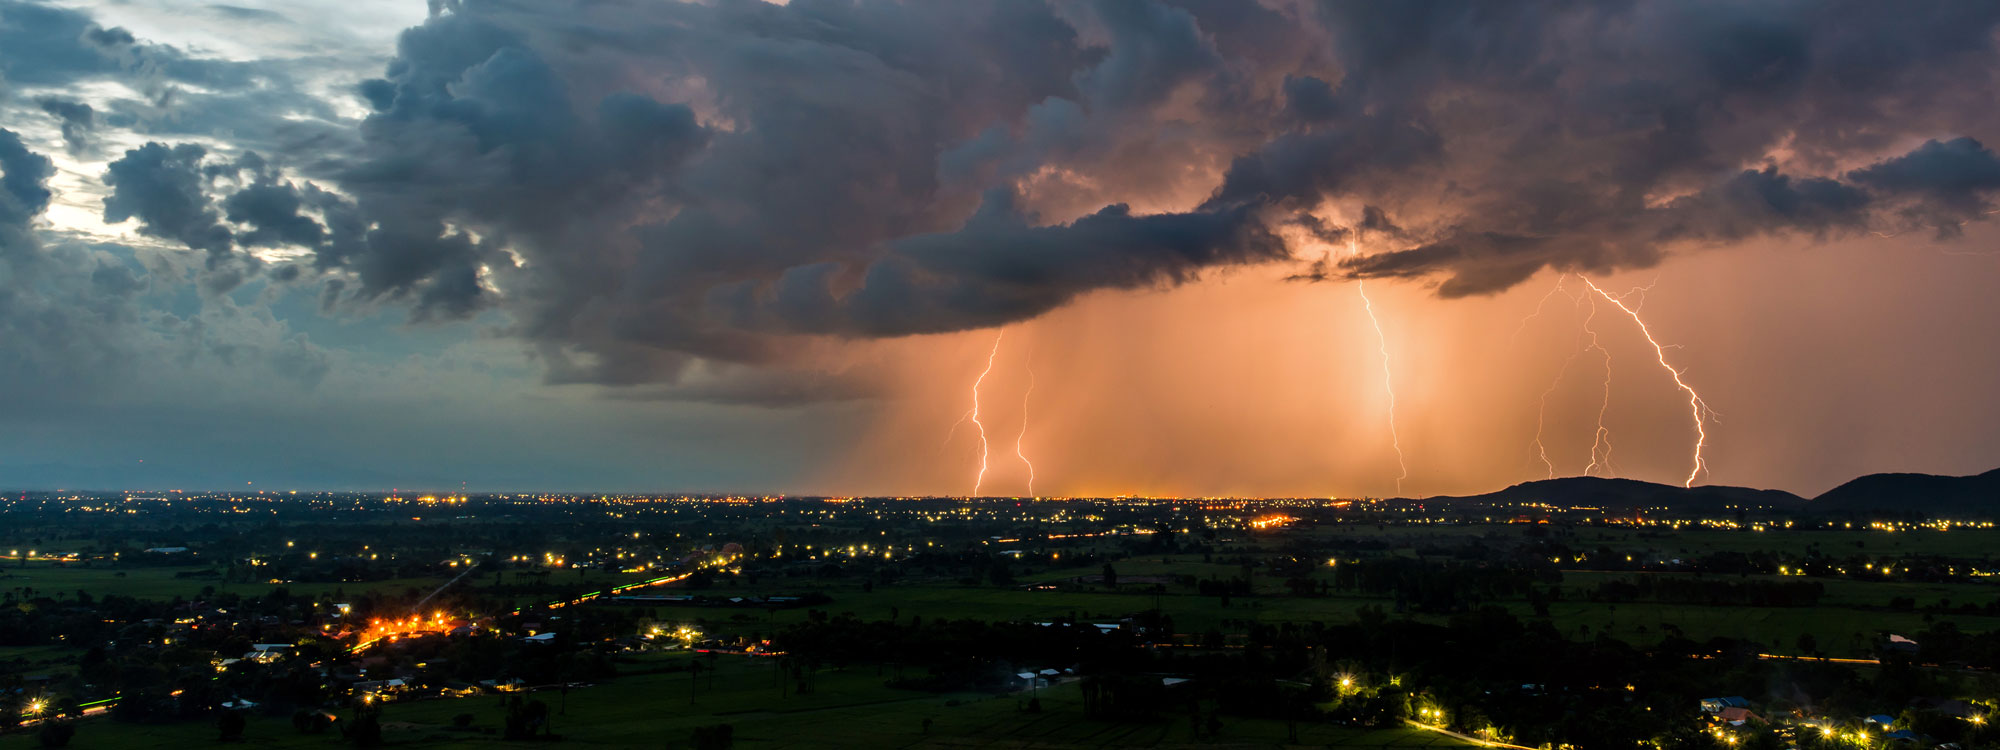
[{"x1": 1421, "y1": 467, "x2": 2000, "y2": 514}]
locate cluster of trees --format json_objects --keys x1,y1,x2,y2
[
  {"x1": 1325, "y1": 557, "x2": 1559, "y2": 612},
  {"x1": 1589, "y1": 577, "x2": 1825, "y2": 607}
]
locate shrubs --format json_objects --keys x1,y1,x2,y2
[
  {"x1": 291, "y1": 709, "x2": 335, "y2": 734},
  {"x1": 216, "y1": 710, "x2": 246, "y2": 741},
  {"x1": 691, "y1": 723, "x2": 734, "y2": 750},
  {"x1": 37, "y1": 722, "x2": 75, "y2": 748}
]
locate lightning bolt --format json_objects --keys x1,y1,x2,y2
[
  {"x1": 1580, "y1": 291, "x2": 1616, "y2": 477},
  {"x1": 1348, "y1": 239, "x2": 1409, "y2": 494},
  {"x1": 966, "y1": 331, "x2": 1003, "y2": 497},
  {"x1": 1014, "y1": 361, "x2": 1036, "y2": 498},
  {"x1": 1512, "y1": 274, "x2": 1573, "y2": 345},
  {"x1": 1525, "y1": 274, "x2": 1586, "y2": 479},
  {"x1": 1580, "y1": 277, "x2": 1712, "y2": 487}
]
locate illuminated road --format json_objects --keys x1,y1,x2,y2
[{"x1": 1403, "y1": 719, "x2": 1536, "y2": 749}]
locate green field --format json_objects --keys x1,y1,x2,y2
[
  {"x1": 0, "y1": 563, "x2": 451, "y2": 602},
  {"x1": 659, "y1": 558, "x2": 2000, "y2": 660},
  {"x1": 0, "y1": 654, "x2": 1472, "y2": 749}
]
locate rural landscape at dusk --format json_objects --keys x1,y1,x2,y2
[{"x1": 5, "y1": 0, "x2": 2000, "y2": 747}]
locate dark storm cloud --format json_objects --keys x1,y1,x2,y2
[
  {"x1": 1847, "y1": 137, "x2": 2000, "y2": 236},
  {"x1": 19, "y1": 0, "x2": 2000, "y2": 395},
  {"x1": 734, "y1": 191, "x2": 1286, "y2": 336},
  {"x1": 304, "y1": 0, "x2": 1310, "y2": 385},
  {"x1": 102, "y1": 143, "x2": 234, "y2": 257},
  {"x1": 1287, "y1": 0, "x2": 2000, "y2": 294},
  {"x1": 0, "y1": 128, "x2": 52, "y2": 234},
  {"x1": 272, "y1": 0, "x2": 2000, "y2": 388},
  {"x1": 34, "y1": 97, "x2": 93, "y2": 154}
]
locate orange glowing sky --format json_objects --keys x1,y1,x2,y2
[{"x1": 815, "y1": 226, "x2": 2000, "y2": 498}]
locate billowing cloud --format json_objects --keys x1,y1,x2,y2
[
  {"x1": 244, "y1": 0, "x2": 1998, "y2": 389},
  {"x1": 102, "y1": 142, "x2": 234, "y2": 256},
  {"x1": 34, "y1": 97, "x2": 93, "y2": 154},
  {"x1": 11, "y1": 0, "x2": 2000, "y2": 392}
]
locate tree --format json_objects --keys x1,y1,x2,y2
[
  {"x1": 502, "y1": 697, "x2": 549, "y2": 740},
  {"x1": 692, "y1": 723, "x2": 735, "y2": 750},
  {"x1": 37, "y1": 722, "x2": 75, "y2": 748},
  {"x1": 345, "y1": 705, "x2": 383, "y2": 747},
  {"x1": 1102, "y1": 564, "x2": 1119, "y2": 589},
  {"x1": 217, "y1": 711, "x2": 246, "y2": 741},
  {"x1": 292, "y1": 709, "x2": 333, "y2": 734}
]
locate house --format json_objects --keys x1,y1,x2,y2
[
  {"x1": 244, "y1": 644, "x2": 291, "y2": 663},
  {"x1": 1717, "y1": 707, "x2": 1763, "y2": 726},
  {"x1": 1015, "y1": 671, "x2": 1045, "y2": 688},
  {"x1": 1700, "y1": 696, "x2": 1750, "y2": 713}
]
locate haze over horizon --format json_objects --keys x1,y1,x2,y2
[{"x1": 6, "y1": 0, "x2": 2000, "y2": 498}]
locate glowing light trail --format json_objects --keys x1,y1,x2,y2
[
  {"x1": 1014, "y1": 361, "x2": 1037, "y2": 497},
  {"x1": 1580, "y1": 277, "x2": 1712, "y2": 487},
  {"x1": 968, "y1": 331, "x2": 1003, "y2": 496}
]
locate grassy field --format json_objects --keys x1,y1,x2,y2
[
  {"x1": 0, "y1": 563, "x2": 452, "y2": 602},
  {"x1": 0, "y1": 654, "x2": 1472, "y2": 749},
  {"x1": 672, "y1": 563, "x2": 2000, "y2": 660}
]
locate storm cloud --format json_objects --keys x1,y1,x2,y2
[
  {"x1": 228, "y1": 0, "x2": 1996, "y2": 388},
  {"x1": 10, "y1": 0, "x2": 2000, "y2": 393}
]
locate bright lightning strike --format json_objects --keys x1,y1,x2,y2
[
  {"x1": 1580, "y1": 291, "x2": 1616, "y2": 477},
  {"x1": 1014, "y1": 362, "x2": 1037, "y2": 498},
  {"x1": 1348, "y1": 239, "x2": 1409, "y2": 494},
  {"x1": 1525, "y1": 274, "x2": 1584, "y2": 479},
  {"x1": 1580, "y1": 277, "x2": 1712, "y2": 488},
  {"x1": 966, "y1": 331, "x2": 1004, "y2": 497}
]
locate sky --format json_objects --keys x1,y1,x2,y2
[{"x1": 2, "y1": 0, "x2": 2000, "y2": 498}]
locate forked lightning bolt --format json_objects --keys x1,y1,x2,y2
[
  {"x1": 1014, "y1": 363, "x2": 1036, "y2": 498},
  {"x1": 1580, "y1": 291, "x2": 1616, "y2": 477},
  {"x1": 1579, "y1": 277, "x2": 1712, "y2": 487},
  {"x1": 1525, "y1": 274, "x2": 1590, "y2": 479},
  {"x1": 966, "y1": 331, "x2": 1003, "y2": 496},
  {"x1": 1522, "y1": 275, "x2": 1615, "y2": 479}
]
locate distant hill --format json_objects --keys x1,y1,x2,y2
[
  {"x1": 1429, "y1": 476, "x2": 1807, "y2": 512},
  {"x1": 1810, "y1": 468, "x2": 2000, "y2": 514}
]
